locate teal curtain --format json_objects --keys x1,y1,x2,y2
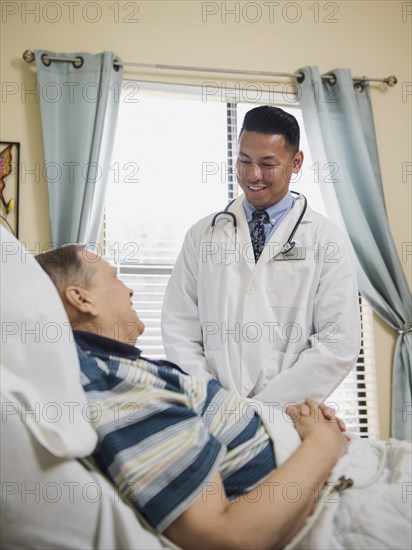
[
  {"x1": 35, "y1": 50, "x2": 123, "y2": 246},
  {"x1": 298, "y1": 66, "x2": 412, "y2": 440}
]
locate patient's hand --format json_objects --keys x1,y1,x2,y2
[
  {"x1": 286, "y1": 399, "x2": 349, "y2": 459},
  {"x1": 287, "y1": 399, "x2": 347, "y2": 432},
  {"x1": 320, "y1": 403, "x2": 347, "y2": 433}
]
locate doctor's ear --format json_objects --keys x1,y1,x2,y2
[
  {"x1": 65, "y1": 285, "x2": 97, "y2": 315},
  {"x1": 292, "y1": 150, "x2": 304, "y2": 172}
]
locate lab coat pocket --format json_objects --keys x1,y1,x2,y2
[{"x1": 269, "y1": 259, "x2": 313, "y2": 308}]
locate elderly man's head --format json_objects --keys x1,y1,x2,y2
[{"x1": 36, "y1": 245, "x2": 144, "y2": 344}]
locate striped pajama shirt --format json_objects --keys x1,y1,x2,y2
[{"x1": 74, "y1": 331, "x2": 276, "y2": 533}]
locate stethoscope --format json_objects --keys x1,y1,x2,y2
[{"x1": 211, "y1": 191, "x2": 307, "y2": 254}]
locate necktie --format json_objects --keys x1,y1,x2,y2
[{"x1": 251, "y1": 210, "x2": 270, "y2": 262}]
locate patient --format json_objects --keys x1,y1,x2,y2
[{"x1": 36, "y1": 245, "x2": 411, "y2": 550}]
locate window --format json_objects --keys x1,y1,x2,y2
[{"x1": 104, "y1": 80, "x2": 379, "y2": 438}]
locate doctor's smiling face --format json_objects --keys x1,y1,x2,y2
[{"x1": 236, "y1": 130, "x2": 304, "y2": 210}]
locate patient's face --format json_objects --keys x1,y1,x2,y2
[{"x1": 82, "y1": 253, "x2": 145, "y2": 344}]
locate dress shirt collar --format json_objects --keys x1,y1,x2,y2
[{"x1": 243, "y1": 191, "x2": 294, "y2": 224}]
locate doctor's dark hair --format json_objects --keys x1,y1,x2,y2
[
  {"x1": 240, "y1": 106, "x2": 300, "y2": 154},
  {"x1": 35, "y1": 244, "x2": 95, "y2": 300}
]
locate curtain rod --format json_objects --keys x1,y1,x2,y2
[{"x1": 22, "y1": 50, "x2": 398, "y2": 87}]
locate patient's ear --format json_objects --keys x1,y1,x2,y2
[{"x1": 65, "y1": 286, "x2": 97, "y2": 315}]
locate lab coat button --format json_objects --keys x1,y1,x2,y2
[{"x1": 247, "y1": 287, "x2": 254, "y2": 294}]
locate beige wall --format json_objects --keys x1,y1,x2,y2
[{"x1": 1, "y1": 0, "x2": 411, "y2": 438}]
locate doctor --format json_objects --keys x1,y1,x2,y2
[{"x1": 161, "y1": 106, "x2": 361, "y2": 407}]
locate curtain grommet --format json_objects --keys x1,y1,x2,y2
[
  {"x1": 354, "y1": 82, "x2": 365, "y2": 93},
  {"x1": 327, "y1": 74, "x2": 337, "y2": 85},
  {"x1": 41, "y1": 54, "x2": 51, "y2": 67},
  {"x1": 296, "y1": 72, "x2": 305, "y2": 84},
  {"x1": 113, "y1": 59, "x2": 121, "y2": 72},
  {"x1": 73, "y1": 56, "x2": 84, "y2": 69}
]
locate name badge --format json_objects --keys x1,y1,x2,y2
[{"x1": 275, "y1": 247, "x2": 306, "y2": 261}]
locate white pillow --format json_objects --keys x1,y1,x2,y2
[{"x1": 0, "y1": 226, "x2": 97, "y2": 457}]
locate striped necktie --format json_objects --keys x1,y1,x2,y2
[{"x1": 251, "y1": 210, "x2": 269, "y2": 262}]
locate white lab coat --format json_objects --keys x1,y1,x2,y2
[{"x1": 161, "y1": 194, "x2": 361, "y2": 407}]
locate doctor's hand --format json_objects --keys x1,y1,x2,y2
[{"x1": 286, "y1": 399, "x2": 349, "y2": 459}]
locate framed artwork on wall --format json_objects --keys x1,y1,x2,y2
[{"x1": 0, "y1": 141, "x2": 20, "y2": 238}]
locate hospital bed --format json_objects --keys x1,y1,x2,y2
[{"x1": 1, "y1": 226, "x2": 411, "y2": 549}]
